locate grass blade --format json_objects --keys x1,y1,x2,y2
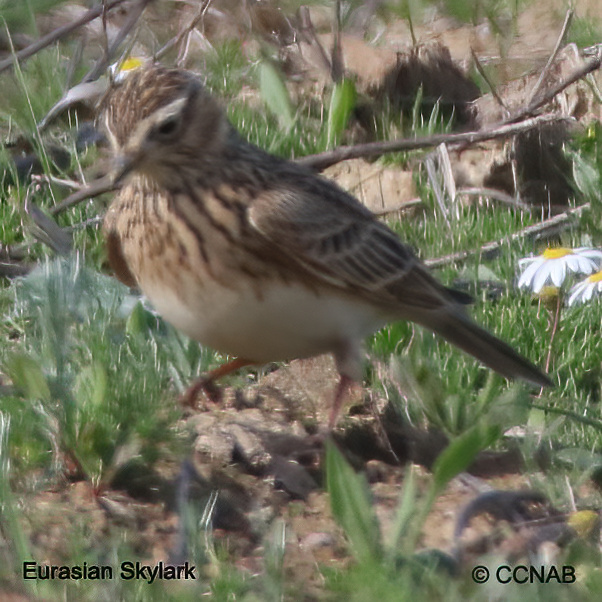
[
  {"x1": 259, "y1": 58, "x2": 295, "y2": 130},
  {"x1": 326, "y1": 440, "x2": 381, "y2": 564}
]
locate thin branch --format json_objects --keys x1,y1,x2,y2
[
  {"x1": 505, "y1": 53, "x2": 602, "y2": 124},
  {"x1": 0, "y1": 0, "x2": 129, "y2": 74},
  {"x1": 372, "y1": 197, "x2": 422, "y2": 216},
  {"x1": 527, "y1": 9, "x2": 574, "y2": 104},
  {"x1": 457, "y1": 187, "x2": 532, "y2": 211},
  {"x1": 373, "y1": 188, "x2": 531, "y2": 218},
  {"x1": 31, "y1": 174, "x2": 85, "y2": 190},
  {"x1": 1, "y1": 215, "x2": 103, "y2": 266},
  {"x1": 299, "y1": 45, "x2": 601, "y2": 172},
  {"x1": 297, "y1": 114, "x2": 567, "y2": 171},
  {"x1": 530, "y1": 402, "x2": 602, "y2": 431},
  {"x1": 0, "y1": 261, "x2": 32, "y2": 277},
  {"x1": 85, "y1": 0, "x2": 154, "y2": 83},
  {"x1": 66, "y1": 216, "x2": 104, "y2": 231},
  {"x1": 424, "y1": 203, "x2": 590, "y2": 269},
  {"x1": 156, "y1": 0, "x2": 212, "y2": 61},
  {"x1": 298, "y1": 7, "x2": 331, "y2": 75},
  {"x1": 471, "y1": 48, "x2": 508, "y2": 112},
  {"x1": 331, "y1": 0, "x2": 343, "y2": 83},
  {"x1": 24, "y1": 186, "x2": 72, "y2": 255},
  {"x1": 49, "y1": 175, "x2": 116, "y2": 216},
  {"x1": 101, "y1": 0, "x2": 110, "y2": 63}
]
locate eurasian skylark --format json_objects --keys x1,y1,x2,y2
[{"x1": 100, "y1": 66, "x2": 551, "y2": 424}]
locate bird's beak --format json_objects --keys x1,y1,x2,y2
[{"x1": 112, "y1": 154, "x2": 137, "y2": 186}]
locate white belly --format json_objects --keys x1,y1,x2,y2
[{"x1": 140, "y1": 275, "x2": 386, "y2": 362}]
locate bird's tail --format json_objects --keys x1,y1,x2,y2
[{"x1": 424, "y1": 311, "x2": 552, "y2": 388}]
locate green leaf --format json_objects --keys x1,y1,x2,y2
[
  {"x1": 325, "y1": 440, "x2": 381, "y2": 563},
  {"x1": 570, "y1": 149, "x2": 601, "y2": 201},
  {"x1": 387, "y1": 465, "x2": 417, "y2": 555},
  {"x1": 555, "y1": 448, "x2": 602, "y2": 471},
  {"x1": 443, "y1": 0, "x2": 479, "y2": 23},
  {"x1": 479, "y1": 383, "x2": 530, "y2": 429},
  {"x1": 326, "y1": 78, "x2": 357, "y2": 147},
  {"x1": 126, "y1": 300, "x2": 156, "y2": 336},
  {"x1": 432, "y1": 424, "x2": 500, "y2": 494},
  {"x1": 76, "y1": 362, "x2": 107, "y2": 410},
  {"x1": 258, "y1": 59, "x2": 295, "y2": 129},
  {"x1": 411, "y1": 84, "x2": 424, "y2": 131},
  {"x1": 4, "y1": 352, "x2": 51, "y2": 401}
]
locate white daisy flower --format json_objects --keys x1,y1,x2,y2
[
  {"x1": 568, "y1": 270, "x2": 602, "y2": 306},
  {"x1": 518, "y1": 247, "x2": 602, "y2": 293}
]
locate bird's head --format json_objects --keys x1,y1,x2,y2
[{"x1": 98, "y1": 66, "x2": 228, "y2": 186}]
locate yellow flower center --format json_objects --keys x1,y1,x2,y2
[
  {"x1": 588, "y1": 270, "x2": 602, "y2": 283},
  {"x1": 542, "y1": 247, "x2": 572, "y2": 259}
]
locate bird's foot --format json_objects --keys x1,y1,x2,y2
[
  {"x1": 180, "y1": 377, "x2": 223, "y2": 407},
  {"x1": 328, "y1": 374, "x2": 355, "y2": 430},
  {"x1": 180, "y1": 357, "x2": 254, "y2": 408}
]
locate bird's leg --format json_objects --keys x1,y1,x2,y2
[
  {"x1": 328, "y1": 374, "x2": 355, "y2": 429},
  {"x1": 181, "y1": 357, "x2": 254, "y2": 407}
]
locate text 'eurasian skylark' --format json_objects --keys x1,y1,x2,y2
[{"x1": 100, "y1": 66, "x2": 551, "y2": 425}]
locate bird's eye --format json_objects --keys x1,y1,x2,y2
[{"x1": 155, "y1": 116, "x2": 179, "y2": 138}]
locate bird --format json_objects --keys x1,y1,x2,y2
[{"x1": 99, "y1": 66, "x2": 551, "y2": 426}]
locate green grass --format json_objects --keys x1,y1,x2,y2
[{"x1": 2, "y1": 2, "x2": 602, "y2": 600}]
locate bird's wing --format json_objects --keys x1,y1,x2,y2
[
  {"x1": 247, "y1": 166, "x2": 552, "y2": 389},
  {"x1": 247, "y1": 171, "x2": 454, "y2": 313}
]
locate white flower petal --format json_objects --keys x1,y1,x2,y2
[
  {"x1": 572, "y1": 255, "x2": 597, "y2": 275},
  {"x1": 567, "y1": 274, "x2": 602, "y2": 305},
  {"x1": 568, "y1": 287, "x2": 583, "y2": 306},
  {"x1": 519, "y1": 255, "x2": 540, "y2": 268},
  {"x1": 577, "y1": 248, "x2": 602, "y2": 262},
  {"x1": 563, "y1": 255, "x2": 581, "y2": 274},
  {"x1": 532, "y1": 264, "x2": 553, "y2": 292},
  {"x1": 518, "y1": 258, "x2": 545, "y2": 289},
  {"x1": 550, "y1": 260, "x2": 567, "y2": 288},
  {"x1": 569, "y1": 279, "x2": 588, "y2": 305},
  {"x1": 576, "y1": 284, "x2": 591, "y2": 302}
]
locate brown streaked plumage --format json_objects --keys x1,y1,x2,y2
[{"x1": 99, "y1": 66, "x2": 551, "y2": 424}]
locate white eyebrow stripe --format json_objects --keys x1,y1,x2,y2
[
  {"x1": 104, "y1": 95, "x2": 190, "y2": 151},
  {"x1": 103, "y1": 111, "x2": 120, "y2": 151},
  {"x1": 125, "y1": 96, "x2": 190, "y2": 146},
  {"x1": 147, "y1": 96, "x2": 189, "y2": 126}
]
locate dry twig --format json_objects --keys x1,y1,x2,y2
[
  {"x1": 425, "y1": 203, "x2": 590, "y2": 269},
  {"x1": 50, "y1": 175, "x2": 116, "y2": 216},
  {"x1": 298, "y1": 114, "x2": 568, "y2": 172},
  {"x1": 372, "y1": 197, "x2": 422, "y2": 216},
  {"x1": 506, "y1": 53, "x2": 602, "y2": 124},
  {"x1": 156, "y1": 0, "x2": 213, "y2": 62},
  {"x1": 0, "y1": 261, "x2": 32, "y2": 277},
  {"x1": 85, "y1": 0, "x2": 154, "y2": 82},
  {"x1": 527, "y1": 9, "x2": 574, "y2": 104},
  {"x1": 471, "y1": 48, "x2": 508, "y2": 113},
  {"x1": 24, "y1": 186, "x2": 72, "y2": 255},
  {"x1": 0, "y1": 0, "x2": 129, "y2": 74}
]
